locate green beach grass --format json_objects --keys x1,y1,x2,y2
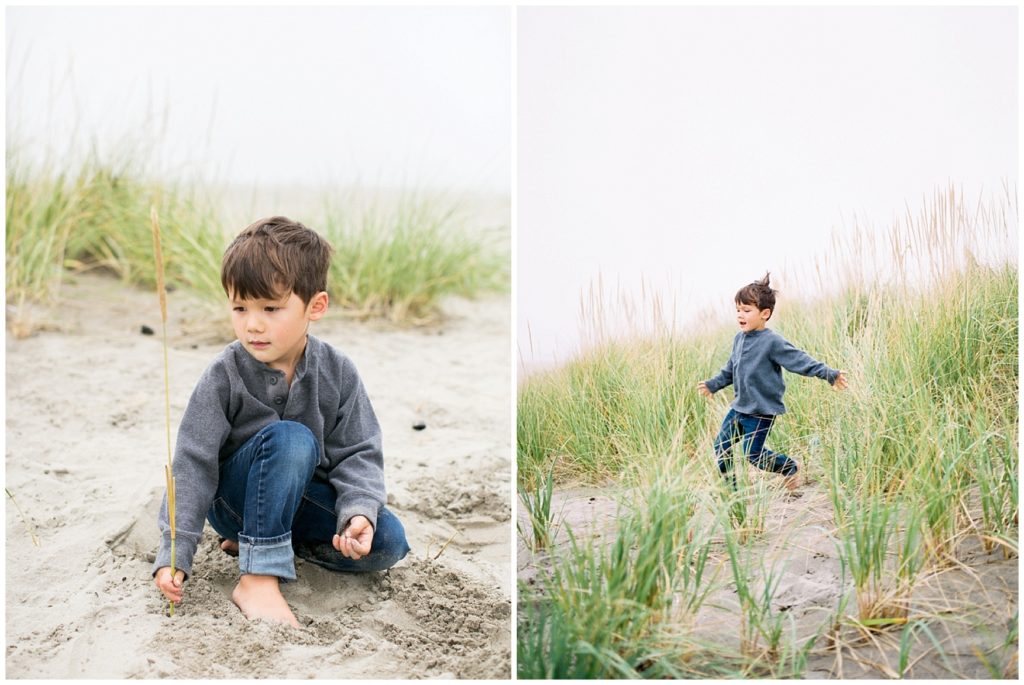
[
  {"x1": 322, "y1": 191, "x2": 508, "y2": 324},
  {"x1": 6, "y1": 146, "x2": 509, "y2": 336},
  {"x1": 517, "y1": 186, "x2": 1018, "y2": 678}
]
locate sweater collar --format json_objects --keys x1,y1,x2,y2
[
  {"x1": 292, "y1": 334, "x2": 316, "y2": 382},
  {"x1": 234, "y1": 334, "x2": 318, "y2": 382}
]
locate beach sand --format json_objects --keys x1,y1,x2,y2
[
  {"x1": 6, "y1": 272, "x2": 511, "y2": 678},
  {"x1": 518, "y1": 479, "x2": 1018, "y2": 679}
]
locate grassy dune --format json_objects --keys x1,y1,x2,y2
[
  {"x1": 6, "y1": 148, "x2": 508, "y2": 335},
  {"x1": 518, "y1": 186, "x2": 1018, "y2": 678}
]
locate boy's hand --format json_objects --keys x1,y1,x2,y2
[
  {"x1": 696, "y1": 381, "x2": 712, "y2": 398},
  {"x1": 334, "y1": 515, "x2": 374, "y2": 560},
  {"x1": 155, "y1": 566, "x2": 186, "y2": 605},
  {"x1": 833, "y1": 371, "x2": 848, "y2": 391}
]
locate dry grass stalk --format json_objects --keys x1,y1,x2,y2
[
  {"x1": 151, "y1": 206, "x2": 177, "y2": 616},
  {"x1": 5, "y1": 487, "x2": 40, "y2": 547},
  {"x1": 430, "y1": 530, "x2": 460, "y2": 560}
]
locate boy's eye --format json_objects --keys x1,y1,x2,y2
[{"x1": 233, "y1": 306, "x2": 245, "y2": 312}]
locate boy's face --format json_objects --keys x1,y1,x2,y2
[
  {"x1": 735, "y1": 301, "x2": 771, "y2": 332},
  {"x1": 229, "y1": 289, "x2": 328, "y2": 373}
]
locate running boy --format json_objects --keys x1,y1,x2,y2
[
  {"x1": 697, "y1": 273, "x2": 847, "y2": 490},
  {"x1": 153, "y1": 217, "x2": 409, "y2": 627}
]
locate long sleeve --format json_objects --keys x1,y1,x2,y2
[
  {"x1": 152, "y1": 364, "x2": 232, "y2": 578},
  {"x1": 704, "y1": 348, "x2": 735, "y2": 393},
  {"x1": 323, "y1": 357, "x2": 386, "y2": 534},
  {"x1": 771, "y1": 337, "x2": 839, "y2": 385}
]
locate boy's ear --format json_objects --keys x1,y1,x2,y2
[
  {"x1": 308, "y1": 291, "x2": 329, "y2": 320},
  {"x1": 762, "y1": 307, "x2": 773, "y2": 321}
]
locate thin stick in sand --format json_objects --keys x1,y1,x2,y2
[{"x1": 151, "y1": 206, "x2": 177, "y2": 617}]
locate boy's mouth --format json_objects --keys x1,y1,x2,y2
[{"x1": 249, "y1": 340, "x2": 271, "y2": 350}]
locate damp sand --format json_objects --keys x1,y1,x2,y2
[{"x1": 518, "y1": 481, "x2": 1017, "y2": 678}]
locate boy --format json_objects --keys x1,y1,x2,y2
[
  {"x1": 153, "y1": 217, "x2": 410, "y2": 627},
  {"x1": 697, "y1": 273, "x2": 847, "y2": 491}
]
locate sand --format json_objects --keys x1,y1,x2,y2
[
  {"x1": 6, "y1": 272, "x2": 511, "y2": 679},
  {"x1": 518, "y1": 478, "x2": 1018, "y2": 679}
]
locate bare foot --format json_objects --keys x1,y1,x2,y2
[
  {"x1": 220, "y1": 538, "x2": 239, "y2": 557},
  {"x1": 784, "y1": 474, "x2": 799, "y2": 492},
  {"x1": 231, "y1": 575, "x2": 299, "y2": 628}
]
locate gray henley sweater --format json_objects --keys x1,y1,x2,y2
[
  {"x1": 703, "y1": 328, "x2": 839, "y2": 416},
  {"x1": 153, "y1": 334, "x2": 386, "y2": 578}
]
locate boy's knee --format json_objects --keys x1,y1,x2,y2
[
  {"x1": 375, "y1": 509, "x2": 409, "y2": 547},
  {"x1": 366, "y1": 547, "x2": 409, "y2": 572},
  {"x1": 261, "y1": 421, "x2": 319, "y2": 471},
  {"x1": 267, "y1": 419, "x2": 314, "y2": 440},
  {"x1": 359, "y1": 510, "x2": 411, "y2": 571},
  {"x1": 362, "y1": 541, "x2": 410, "y2": 572},
  {"x1": 293, "y1": 510, "x2": 410, "y2": 574}
]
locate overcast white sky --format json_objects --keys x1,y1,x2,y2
[
  {"x1": 6, "y1": 6, "x2": 511, "y2": 191},
  {"x1": 5, "y1": 6, "x2": 1019, "y2": 373},
  {"x1": 518, "y1": 5, "x2": 1018, "y2": 371}
]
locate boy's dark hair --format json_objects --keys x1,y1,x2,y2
[
  {"x1": 735, "y1": 272, "x2": 777, "y2": 317},
  {"x1": 221, "y1": 217, "x2": 333, "y2": 305}
]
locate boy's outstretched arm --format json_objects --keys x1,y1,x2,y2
[
  {"x1": 771, "y1": 337, "x2": 842, "y2": 386},
  {"x1": 701, "y1": 355, "x2": 734, "y2": 397}
]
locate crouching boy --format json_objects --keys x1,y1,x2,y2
[{"x1": 154, "y1": 217, "x2": 410, "y2": 627}]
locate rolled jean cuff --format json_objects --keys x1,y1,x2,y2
[{"x1": 238, "y1": 532, "x2": 296, "y2": 582}]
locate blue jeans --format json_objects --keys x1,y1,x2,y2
[
  {"x1": 714, "y1": 408, "x2": 797, "y2": 486},
  {"x1": 206, "y1": 420, "x2": 410, "y2": 581}
]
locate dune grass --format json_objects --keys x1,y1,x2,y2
[
  {"x1": 6, "y1": 147, "x2": 508, "y2": 335},
  {"x1": 322, "y1": 192, "x2": 508, "y2": 324},
  {"x1": 7, "y1": 149, "x2": 238, "y2": 332},
  {"x1": 517, "y1": 185, "x2": 1018, "y2": 678},
  {"x1": 517, "y1": 462, "x2": 557, "y2": 553},
  {"x1": 518, "y1": 466, "x2": 726, "y2": 679},
  {"x1": 518, "y1": 463, "x2": 818, "y2": 679}
]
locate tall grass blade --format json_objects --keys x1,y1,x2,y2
[
  {"x1": 151, "y1": 206, "x2": 176, "y2": 617},
  {"x1": 517, "y1": 463, "x2": 557, "y2": 552}
]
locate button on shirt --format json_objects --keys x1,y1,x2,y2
[{"x1": 268, "y1": 373, "x2": 287, "y2": 413}]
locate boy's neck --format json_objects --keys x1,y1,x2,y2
[{"x1": 269, "y1": 335, "x2": 308, "y2": 386}]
